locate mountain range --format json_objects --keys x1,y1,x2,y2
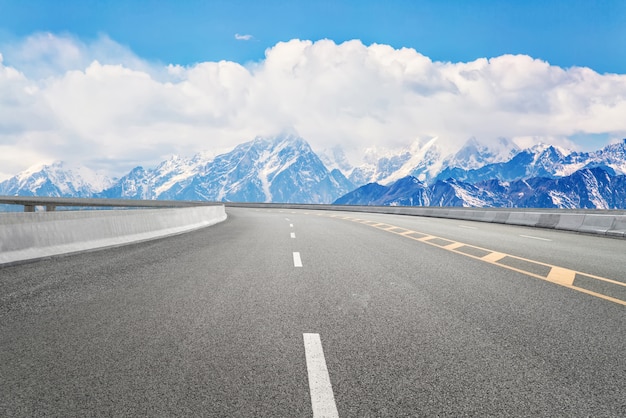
[
  {"x1": 95, "y1": 135, "x2": 353, "y2": 203},
  {"x1": 1, "y1": 134, "x2": 626, "y2": 209},
  {"x1": 0, "y1": 161, "x2": 113, "y2": 198},
  {"x1": 335, "y1": 167, "x2": 626, "y2": 209},
  {"x1": 320, "y1": 136, "x2": 521, "y2": 186}
]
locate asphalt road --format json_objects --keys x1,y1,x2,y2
[{"x1": 1, "y1": 207, "x2": 624, "y2": 417}]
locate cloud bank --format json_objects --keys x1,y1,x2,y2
[{"x1": 1, "y1": 33, "x2": 626, "y2": 179}]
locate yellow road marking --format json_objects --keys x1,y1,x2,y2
[
  {"x1": 482, "y1": 252, "x2": 507, "y2": 263},
  {"x1": 320, "y1": 213, "x2": 626, "y2": 306},
  {"x1": 547, "y1": 267, "x2": 576, "y2": 286},
  {"x1": 417, "y1": 235, "x2": 437, "y2": 242},
  {"x1": 444, "y1": 242, "x2": 465, "y2": 251}
]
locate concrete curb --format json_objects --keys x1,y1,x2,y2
[{"x1": 0, "y1": 206, "x2": 226, "y2": 266}]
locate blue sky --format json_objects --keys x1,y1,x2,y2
[
  {"x1": 1, "y1": 0, "x2": 626, "y2": 179},
  {"x1": 1, "y1": 0, "x2": 625, "y2": 73}
]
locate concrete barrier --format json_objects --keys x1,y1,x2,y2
[
  {"x1": 578, "y1": 214, "x2": 619, "y2": 236},
  {"x1": 506, "y1": 212, "x2": 543, "y2": 227},
  {"x1": 607, "y1": 217, "x2": 626, "y2": 238},
  {"x1": 0, "y1": 206, "x2": 226, "y2": 266},
  {"x1": 554, "y1": 213, "x2": 585, "y2": 232},
  {"x1": 536, "y1": 213, "x2": 561, "y2": 229}
]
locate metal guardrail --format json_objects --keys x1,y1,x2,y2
[{"x1": 0, "y1": 196, "x2": 220, "y2": 212}]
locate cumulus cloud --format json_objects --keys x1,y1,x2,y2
[
  {"x1": 0, "y1": 32, "x2": 153, "y2": 79},
  {"x1": 1, "y1": 34, "x2": 626, "y2": 179}
]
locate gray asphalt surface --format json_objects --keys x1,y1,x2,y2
[{"x1": 1, "y1": 207, "x2": 625, "y2": 417}]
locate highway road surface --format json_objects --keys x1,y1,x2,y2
[{"x1": 1, "y1": 207, "x2": 625, "y2": 416}]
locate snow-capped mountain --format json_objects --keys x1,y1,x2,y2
[
  {"x1": 326, "y1": 136, "x2": 521, "y2": 187},
  {"x1": 0, "y1": 161, "x2": 114, "y2": 197},
  {"x1": 318, "y1": 146, "x2": 354, "y2": 174},
  {"x1": 3, "y1": 135, "x2": 625, "y2": 209},
  {"x1": 560, "y1": 139, "x2": 626, "y2": 176},
  {"x1": 100, "y1": 135, "x2": 355, "y2": 204},
  {"x1": 334, "y1": 176, "x2": 431, "y2": 207},
  {"x1": 480, "y1": 167, "x2": 626, "y2": 209},
  {"x1": 437, "y1": 139, "x2": 626, "y2": 183},
  {"x1": 442, "y1": 137, "x2": 520, "y2": 171},
  {"x1": 320, "y1": 143, "x2": 412, "y2": 186},
  {"x1": 335, "y1": 176, "x2": 501, "y2": 207},
  {"x1": 334, "y1": 166, "x2": 626, "y2": 209},
  {"x1": 98, "y1": 152, "x2": 211, "y2": 200}
]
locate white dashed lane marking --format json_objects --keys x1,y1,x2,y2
[
  {"x1": 293, "y1": 252, "x2": 303, "y2": 267},
  {"x1": 303, "y1": 333, "x2": 339, "y2": 418},
  {"x1": 520, "y1": 234, "x2": 552, "y2": 241}
]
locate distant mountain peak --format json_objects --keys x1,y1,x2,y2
[
  {"x1": 96, "y1": 134, "x2": 354, "y2": 204},
  {"x1": 0, "y1": 161, "x2": 114, "y2": 197}
]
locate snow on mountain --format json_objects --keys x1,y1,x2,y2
[
  {"x1": 336, "y1": 175, "x2": 502, "y2": 208},
  {"x1": 377, "y1": 137, "x2": 445, "y2": 184},
  {"x1": 560, "y1": 139, "x2": 626, "y2": 177},
  {"x1": 347, "y1": 146, "x2": 411, "y2": 186},
  {"x1": 318, "y1": 146, "x2": 354, "y2": 174},
  {"x1": 99, "y1": 153, "x2": 210, "y2": 200},
  {"x1": 431, "y1": 178, "x2": 505, "y2": 207},
  {"x1": 100, "y1": 135, "x2": 355, "y2": 204},
  {"x1": 438, "y1": 139, "x2": 626, "y2": 184},
  {"x1": 3, "y1": 136, "x2": 625, "y2": 209},
  {"x1": 0, "y1": 161, "x2": 114, "y2": 197},
  {"x1": 334, "y1": 166, "x2": 626, "y2": 209},
  {"x1": 486, "y1": 164, "x2": 626, "y2": 209},
  {"x1": 338, "y1": 136, "x2": 521, "y2": 187},
  {"x1": 443, "y1": 137, "x2": 521, "y2": 171},
  {"x1": 341, "y1": 136, "x2": 444, "y2": 186},
  {"x1": 335, "y1": 176, "x2": 430, "y2": 206}
]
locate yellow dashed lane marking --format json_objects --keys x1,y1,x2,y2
[
  {"x1": 482, "y1": 252, "x2": 507, "y2": 263},
  {"x1": 443, "y1": 242, "x2": 465, "y2": 251},
  {"x1": 323, "y1": 213, "x2": 626, "y2": 306},
  {"x1": 547, "y1": 267, "x2": 576, "y2": 286},
  {"x1": 417, "y1": 235, "x2": 437, "y2": 242}
]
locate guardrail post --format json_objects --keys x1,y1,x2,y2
[
  {"x1": 24, "y1": 205, "x2": 35, "y2": 212},
  {"x1": 46, "y1": 205, "x2": 56, "y2": 212}
]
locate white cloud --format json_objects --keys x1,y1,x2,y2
[
  {"x1": 235, "y1": 33, "x2": 253, "y2": 41},
  {"x1": 1, "y1": 35, "x2": 626, "y2": 180},
  {"x1": 0, "y1": 32, "x2": 153, "y2": 79}
]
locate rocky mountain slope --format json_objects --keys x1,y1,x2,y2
[{"x1": 335, "y1": 166, "x2": 626, "y2": 209}]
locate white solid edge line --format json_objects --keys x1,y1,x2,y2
[
  {"x1": 303, "y1": 333, "x2": 339, "y2": 418},
  {"x1": 291, "y1": 232, "x2": 296, "y2": 239},
  {"x1": 293, "y1": 252, "x2": 303, "y2": 267}
]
